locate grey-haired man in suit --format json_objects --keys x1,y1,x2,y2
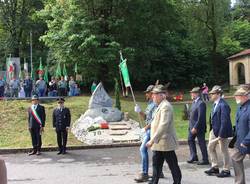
[{"x1": 187, "y1": 87, "x2": 209, "y2": 165}]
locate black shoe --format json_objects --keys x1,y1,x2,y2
[
  {"x1": 197, "y1": 161, "x2": 209, "y2": 165},
  {"x1": 28, "y1": 150, "x2": 36, "y2": 156},
  {"x1": 57, "y1": 150, "x2": 63, "y2": 155},
  {"x1": 204, "y1": 167, "x2": 219, "y2": 176},
  {"x1": 217, "y1": 170, "x2": 231, "y2": 178},
  {"x1": 187, "y1": 157, "x2": 198, "y2": 164},
  {"x1": 134, "y1": 173, "x2": 149, "y2": 182},
  {"x1": 148, "y1": 178, "x2": 153, "y2": 184},
  {"x1": 62, "y1": 150, "x2": 67, "y2": 155}
]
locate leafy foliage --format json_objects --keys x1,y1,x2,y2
[{"x1": 0, "y1": 0, "x2": 249, "y2": 88}]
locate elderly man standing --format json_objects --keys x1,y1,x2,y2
[
  {"x1": 0, "y1": 76, "x2": 6, "y2": 97},
  {"x1": 146, "y1": 85, "x2": 181, "y2": 184},
  {"x1": 9, "y1": 77, "x2": 20, "y2": 97},
  {"x1": 187, "y1": 87, "x2": 209, "y2": 165},
  {"x1": 23, "y1": 75, "x2": 33, "y2": 97},
  {"x1": 205, "y1": 85, "x2": 232, "y2": 177},
  {"x1": 230, "y1": 85, "x2": 250, "y2": 184},
  {"x1": 134, "y1": 85, "x2": 159, "y2": 182}
]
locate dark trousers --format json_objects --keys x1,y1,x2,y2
[
  {"x1": 58, "y1": 88, "x2": 67, "y2": 96},
  {"x1": 24, "y1": 89, "x2": 32, "y2": 97},
  {"x1": 0, "y1": 86, "x2": 4, "y2": 97},
  {"x1": 56, "y1": 130, "x2": 68, "y2": 151},
  {"x1": 152, "y1": 150, "x2": 182, "y2": 184},
  {"x1": 30, "y1": 128, "x2": 42, "y2": 152},
  {"x1": 188, "y1": 131, "x2": 208, "y2": 161}
]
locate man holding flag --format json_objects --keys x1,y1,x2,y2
[{"x1": 28, "y1": 95, "x2": 46, "y2": 156}]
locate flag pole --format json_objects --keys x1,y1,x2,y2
[
  {"x1": 119, "y1": 51, "x2": 144, "y2": 128},
  {"x1": 119, "y1": 51, "x2": 125, "y2": 97}
]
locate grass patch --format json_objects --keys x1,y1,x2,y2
[{"x1": 0, "y1": 95, "x2": 238, "y2": 148}]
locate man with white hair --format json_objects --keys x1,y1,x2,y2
[
  {"x1": 134, "y1": 85, "x2": 161, "y2": 182},
  {"x1": 146, "y1": 85, "x2": 181, "y2": 184},
  {"x1": 230, "y1": 85, "x2": 250, "y2": 184}
]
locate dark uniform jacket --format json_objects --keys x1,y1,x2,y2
[
  {"x1": 28, "y1": 104, "x2": 46, "y2": 129},
  {"x1": 23, "y1": 79, "x2": 33, "y2": 91},
  {"x1": 210, "y1": 98, "x2": 233, "y2": 138},
  {"x1": 235, "y1": 100, "x2": 250, "y2": 154},
  {"x1": 189, "y1": 97, "x2": 206, "y2": 134},
  {"x1": 53, "y1": 107, "x2": 71, "y2": 131}
]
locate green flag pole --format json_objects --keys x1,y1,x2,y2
[
  {"x1": 56, "y1": 62, "x2": 62, "y2": 78},
  {"x1": 119, "y1": 52, "x2": 144, "y2": 127},
  {"x1": 63, "y1": 64, "x2": 68, "y2": 80},
  {"x1": 44, "y1": 66, "x2": 49, "y2": 83},
  {"x1": 119, "y1": 51, "x2": 125, "y2": 97}
]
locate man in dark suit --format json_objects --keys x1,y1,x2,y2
[
  {"x1": 187, "y1": 87, "x2": 209, "y2": 165},
  {"x1": 205, "y1": 85, "x2": 233, "y2": 177},
  {"x1": 230, "y1": 85, "x2": 250, "y2": 184},
  {"x1": 53, "y1": 98, "x2": 71, "y2": 154},
  {"x1": 28, "y1": 95, "x2": 46, "y2": 155}
]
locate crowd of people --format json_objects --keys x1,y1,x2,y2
[
  {"x1": 134, "y1": 84, "x2": 250, "y2": 184},
  {"x1": 0, "y1": 75, "x2": 81, "y2": 98}
]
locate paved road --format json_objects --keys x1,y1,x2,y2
[{"x1": 1, "y1": 145, "x2": 250, "y2": 184}]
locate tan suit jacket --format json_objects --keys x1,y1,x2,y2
[{"x1": 150, "y1": 99, "x2": 178, "y2": 151}]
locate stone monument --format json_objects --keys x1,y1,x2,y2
[{"x1": 72, "y1": 82, "x2": 141, "y2": 145}]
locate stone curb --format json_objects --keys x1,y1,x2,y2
[{"x1": 0, "y1": 140, "x2": 192, "y2": 155}]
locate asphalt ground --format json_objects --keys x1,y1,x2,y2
[{"x1": 1, "y1": 145, "x2": 250, "y2": 184}]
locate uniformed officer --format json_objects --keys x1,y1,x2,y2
[
  {"x1": 28, "y1": 95, "x2": 46, "y2": 156},
  {"x1": 53, "y1": 98, "x2": 71, "y2": 154}
]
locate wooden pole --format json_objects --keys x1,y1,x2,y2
[
  {"x1": 119, "y1": 67, "x2": 125, "y2": 97},
  {"x1": 129, "y1": 85, "x2": 145, "y2": 128}
]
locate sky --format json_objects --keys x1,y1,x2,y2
[{"x1": 231, "y1": 0, "x2": 236, "y2": 7}]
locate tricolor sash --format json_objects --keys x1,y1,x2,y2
[{"x1": 30, "y1": 106, "x2": 42, "y2": 127}]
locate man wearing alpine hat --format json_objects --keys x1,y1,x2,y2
[
  {"x1": 205, "y1": 85, "x2": 233, "y2": 177},
  {"x1": 146, "y1": 84, "x2": 182, "y2": 184},
  {"x1": 53, "y1": 97, "x2": 71, "y2": 155},
  {"x1": 134, "y1": 85, "x2": 160, "y2": 182},
  {"x1": 28, "y1": 95, "x2": 46, "y2": 155},
  {"x1": 230, "y1": 85, "x2": 250, "y2": 184}
]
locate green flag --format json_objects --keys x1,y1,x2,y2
[
  {"x1": 3, "y1": 72, "x2": 6, "y2": 81},
  {"x1": 31, "y1": 68, "x2": 36, "y2": 80},
  {"x1": 74, "y1": 63, "x2": 78, "y2": 74},
  {"x1": 44, "y1": 66, "x2": 49, "y2": 83},
  {"x1": 55, "y1": 63, "x2": 62, "y2": 78},
  {"x1": 19, "y1": 68, "x2": 23, "y2": 80},
  {"x1": 63, "y1": 64, "x2": 68, "y2": 80},
  {"x1": 37, "y1": 58, "x2": 44, "y2": 77},
  {"x1": 119, "y1": 59, "x2": 131, "y2": 87}
]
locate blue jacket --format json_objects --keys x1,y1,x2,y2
[
  {"x1": 189, "y1": 98, "x2": 206, "y2": 134},
  {"x1": 235, "y1": 100, "x2": 250, "y2": 154},
  {"x1": 210, "y1": 98, "x2": 233, "y2": 138}
]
